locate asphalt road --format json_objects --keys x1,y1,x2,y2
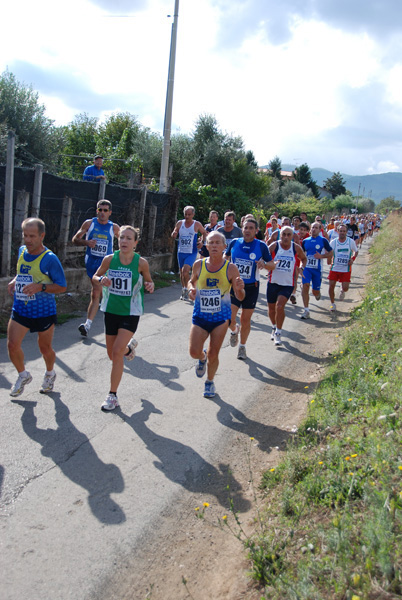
[{"x1": 0, "y1": 250, "x2": 369, "y2": 600}]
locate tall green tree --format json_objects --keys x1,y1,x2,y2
[
  {"x1": 323, "y1": 171, "x2": 346, "y2": 196},
  {"x1": 0, "y1": 70, "x2": 58, "y2": 167},
  {"x1": 268, "y1": 155, "x2": 283, "y2": 182},
  {"x1": 293, "y1": 163, "x2": 319, "y2": 197}
]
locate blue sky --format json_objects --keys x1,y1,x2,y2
[{"x1": 2, "y1": 0, "x2": 402, "y2": 176}]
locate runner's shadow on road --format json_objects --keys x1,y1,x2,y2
[
  {"x1": 211, "y1": 395, "x2": 292, "y2": 454},
  {"x1": 116, "y1": 400, "x2": 251, "y2": 513},
  {"x1": 125, "y1": 357, "x2": 184, "y2": 391},
  {"x1": 13, "y1": 394, "x2": 126, "y2": 525},
  {"x1": 246, "y1": 357, "x2": 311, "y2": 391}
]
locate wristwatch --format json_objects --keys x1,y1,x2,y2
[{"x1": 42, "y1": 284, "x2": 47, "y2": 292}]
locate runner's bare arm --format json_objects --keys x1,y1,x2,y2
[
  {"x1": 295, "y1": 244, "x2": 307, "y2": 268},
  {"x1": 113, "y1": 223, "x2": 121, "y2": 238},
  {"x1": 139, "y1": 257, "x2": 155, "y2": 293},
  {"x1": 171, "y1": 221, "x2": 182, "y2": 238},
  {"x1": 72, "y1": 220, "x2": 96, "y2": 247},
  {"x1": 92, "y1": 255, "x2": 114, "y2": 286},
  {"x1": 188, "y1": 259, "x2": 202, "y2": 301},
  {"x1": 228, "y1": 264, "x2": 245, "y2": 301}
]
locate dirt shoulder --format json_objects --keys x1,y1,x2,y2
[{"x1": 95, "y1": 242, "x2": 371, "y2": 600}]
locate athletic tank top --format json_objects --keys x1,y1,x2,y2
[
  {"x1": 100, "y1": 251, "x2": 144, "y2": 316},
  {"x1": 178, "y1": 221, "x2": 198, "y2": 254},
  {"x1": 85, "y1": 218, "x2": 114, "y2": 264},
  {"x1": 193, "y1": 259, "x2": 231, "y2": 322},
  {"x1": 268, "y1": 241, "x2": 297, "y2": 286},
  {"x1": 13, "y1": 248, "x2": 55, "y2": 317},
  {"x1": 330, "y1": 238, "x2": 355, "y2": 273}
]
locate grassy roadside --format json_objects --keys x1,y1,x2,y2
[
  {"x1": 0, "y1": 270, "x2": 178, "y2": 337},
  {"x1": 238, "y1": 214, "x2": 402, "y2": 599}
]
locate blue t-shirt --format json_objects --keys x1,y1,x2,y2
[
  {"x1": 302, "y1": 236, "x2": 332, "y2": 273},
  {"x1": 13, "y1": 247, "x2": 67, "y2": 318},
  {"x1": 226, "y1": 237, "x2": 272, "y2": 284},
  {"x1": 83, "y1": 165, "x2": 105, "y2": 181}
]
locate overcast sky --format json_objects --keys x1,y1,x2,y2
[{"x1": 2, "y1": 0, "x2": 402, "y2": 176}]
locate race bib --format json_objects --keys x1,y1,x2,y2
[
  {"x1": 307, "y1": 256, "x2": 318, "y2": 269},
  {"x1": 200, "y1": 289, "x2": 221, "y2": 313},
  {"x1": 108, "y1": 269, "x2": 132, "y2": 296},
  {"x1": 235, "y1": 258, "x2": 253, "y2": 280},
  {"x1": 334, "y1": 255, "x2": 349, "y2": 270},
  {"x1": 276, "y1": 258, "x2": 293, "y2": 272},
  {"x1": 15, "y1": 274, "x2": 35, "y2": 302},
  {"x1": 91, "y1": 238, "x2": 108, "y2": 258},
  {"x1": 179, "y1": 235, "x2": 193, "y2": 254}
]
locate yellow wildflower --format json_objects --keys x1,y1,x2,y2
[
  {"x1": 318, "y1": 461, "x2": 323, "y2": 465},
  {"x1": 250, "y1": 437, "x2": 254, "y2": 441},
  {"x1": 270, "y1": 468, "x2": 275, "y2": 472},
  {"x1": 351, "y1": 454, "x2": 358, "y2": 458},
  {"x1": 222, "y1": 515, "x2": 227, "y2": 520},
  {"x1": 345, "y1": 456, "x2": 351, "y2": 461},
  {"x1": 203, "y1": 502, "x2": 210, "y2": 508},
  {"x1": 195, "y1": 507, "x2": 200, "y2": 511}
]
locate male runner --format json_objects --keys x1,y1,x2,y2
[
  {"x1": 300, "y1": 222, "x2": 333, "y2": 319},
  {"x1": 171, "y1": 206, "x2": 206, "y2": 300},
  {"x1": 73, "y1": 199, "x2": 120, "y2": 337},
  {"x1": 188, "y1": 231, "x2": 245, "y2": 398},
  {"x1": 217, "y1": 211, "x2": 242, "y2": 245},
  {"x1": 328, "y1": 223, "x2": 358, "y2": 311},
  {"x1": 267, "y1": 227, "x2": 306, "y2": 345},
  {"x1": 7, "y1": 218, "x2": 67, "y2": 396},
  {"x1": 225, "y1": 218, "x2": 275, "y2": 359}
]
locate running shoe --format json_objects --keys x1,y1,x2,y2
[
  {"x1": 180, "y1": 288, "x2": 188, "y2": 301},
  {"x1": 230, "y1": 324, "x2": 240, "y2": 347},
  {"x1": 300, "y1": 309, "x2": 310, "y2": 319},
  {"x1": 125, "y1": 337, "x2": 138, "y2": 361},
  {"x1": 316, "y1": 291, "x2": 321, "y2": 301},
  {"x1": 40, "y1": 372, "x2": 56, "y2": 394},
  {"x1": 237, "y1": 346, "x2": 247, "y2": 360},
  {"x1": 339, "y1": 289, "x2": 345, "y2": 301},
  {"x1": 203, "y1": 380, "x2": 216, "y2": 398},
  {"x1": 274, "y1": 331, "x2": 282, "y2": 346},
  {"x1": 270, "y1": 327, "x2": 276, "y2": 341},
  {"x1": 10, "y1": 372, "x2": 33, "y2": 397},
  {"x1": 196, "y1": 349, "x2": 207, "y2": 378},
  {"x1": 330, "y1": 303, "x2": 336, "y2": 312},
  {"x1": 289, "y1": 294, "x2": 297, "y2": 305},
  {"x1": 78, "y1": 323, "x2": 89, "y2": 337},
  {"x1": 101, "y1": 393, "x2": 119, "y2": 411}
]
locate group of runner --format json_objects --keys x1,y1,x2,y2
[{"x1": 6, "y1": 200, "x2": 381, "y2": 408}]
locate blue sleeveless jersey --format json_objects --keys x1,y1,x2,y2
[
  {"x1": 85, "y1": 218, "x2": 115, "y2": 277},
  {"x1": 226, "y1": 238, "x2": 271, "y2": 283}
]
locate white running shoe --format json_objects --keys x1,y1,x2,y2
[
  {"x1": 274, "y1": 331, "x2": 282, "y2": 346},
  {"x1": 196, "y1": 349, "x2": 207, "y2": 378},
  {"x1": 101, "y1": 393, "x2": 119, "y2": 411},
  {"x1": 316, "y1": 291, "x2": 321, "y2": 301},
  {"x1": 330, "y1": 303, "x2": 336, "y2": 312},
  {"x1": 237, "y1": 346, "x2": 247, "y2": 360},
  {"x1": 339, "y1": 289, "x2": 345, "y2": 300},
  {"x1": 203, "y1": 380, "x2": 216, "y2": 398},
  {"x1": 78, "y1": 323, "x2": 89, "y2": 337},
  {"x1": 230, "y1": 324, "x2": 240, "y2": 347},
  {"x1": 40, "y1": 372, "x2": 56, "y2": 394},
  {"x1": 180, "y1": 288, "x2": 189, "y2": 301},
  {"x1": 125, "y1": 337, "x2": 138, "y2": 361},
  {"x1": 270, "y1": 327, "x2": 276, "y2": 341},
  {"x1": 10, "y1": 372, "x2": 33, "y2": 397},
  {"x1": 300, "y1": 309, "x2": 310, "y2": 319}
]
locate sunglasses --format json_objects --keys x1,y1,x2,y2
[{"x1": 98, "y1": 208, "x2": 109, "y2": 212}]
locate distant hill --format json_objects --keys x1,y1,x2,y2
[{"x1": 260, "y1": 164, "x2": 402, "y2": 203}]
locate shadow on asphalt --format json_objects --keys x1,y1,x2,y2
[
  {"x1": 210, "y1": 395, "x2": 293, "y2": 454},
  {"x1": 116, "y1": 399, "x2": 252, "y2": 514},
  {"x1": 13, "y1": 393, "x2": 126, "y2": 525},
  {"x1": 124, "y1": 356, "x2": 184, "y2": 392}
]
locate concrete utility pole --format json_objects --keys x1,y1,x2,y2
[
  {"x1": 1, "y1": 131, "x2": 15, "y2": 277},
  {"x1": 159, "y1": 0, "x2": 179, "y2": 193}
]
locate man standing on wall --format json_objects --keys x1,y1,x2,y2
[
  {"x1": 7, "y1": 218, "x2": 67, "y2": 396},
  {"x1": 72, "y1": 200, "x2": 120, "y2": 337},
  {"x1": 83, "y1": 155, "x2": 106, "y2": 182}
]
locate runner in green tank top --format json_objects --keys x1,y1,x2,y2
[{"x1": 93, "y1": 226, "x2": 154, "y2": 411}]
